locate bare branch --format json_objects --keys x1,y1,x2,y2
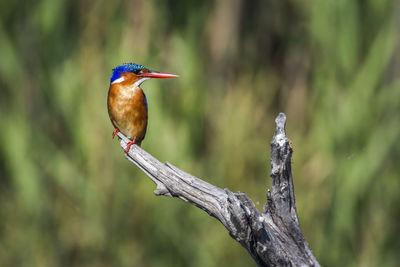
[{"x1": 116, "y1": 113, "x2": 320, "y2": 267}]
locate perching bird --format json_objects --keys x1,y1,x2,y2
[{"x1": 107, "y1": 63, "x2": 178, "y2": 152}]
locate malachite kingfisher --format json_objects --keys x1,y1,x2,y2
[{"x1": 107, "y1": 63, "x2": 178, "y2": 152}]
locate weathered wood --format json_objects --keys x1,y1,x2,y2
[{"x1": 116, "y1": 113, "x2": 320, "y2": 267}]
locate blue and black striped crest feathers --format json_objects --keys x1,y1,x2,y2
[{"x1": 110, "y1": 63, "x2": 146, "y2": 83}]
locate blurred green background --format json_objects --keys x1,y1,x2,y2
[{"x1": 1, "y1": 0, "x2": 400, "y2": 266}]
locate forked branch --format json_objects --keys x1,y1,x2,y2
[{"x1": 116, "y1": 113, "x2": 320, "y2": 267}]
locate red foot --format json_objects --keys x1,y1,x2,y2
[
  {"x1": 112, "y1": 129, "x2": 120, "y2": 139},
  {"x1": 125, "y1": 137, "x2": 137, "y2": 153}
]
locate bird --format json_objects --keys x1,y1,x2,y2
[{"x1": 107, "y1": 63, "x2": 178, "y2": 153}]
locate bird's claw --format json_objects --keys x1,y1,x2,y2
[
  {"x1": 112, "y1": 129, "x2": 120, "y2": 139},
  {"x1": 125, "y1": 137, "x2": 137, "y2": 153}
]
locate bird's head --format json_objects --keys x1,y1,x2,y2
[{"x1": 110, "y1": 63, "x2": 178, "y2": 86}]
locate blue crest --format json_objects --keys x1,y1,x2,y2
[{"x1": 110, "y1": 63, "x2": 146, "y2": 83}]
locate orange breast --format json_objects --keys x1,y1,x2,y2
[{"x1": 107, "y1": 79, "x2": 148, "y2": 146}]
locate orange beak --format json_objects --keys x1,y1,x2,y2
[{"x1": 140, "y1": 71, "x2": 179, "y2": 79}]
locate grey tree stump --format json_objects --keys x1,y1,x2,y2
[{"x1": 116, "y1": 113, "x2": 320, "y2": 267}]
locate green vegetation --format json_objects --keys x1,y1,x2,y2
[{"x1": 0, "y1": 0, "x2": 399, "y2": 266}]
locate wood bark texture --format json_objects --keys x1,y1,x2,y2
[{"x1": 116, "y1": 112, "x2": 320, "y2": 267}]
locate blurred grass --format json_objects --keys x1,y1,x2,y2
[{"x1": 0, "y1": 0, "x2": 400, "y2": 266}]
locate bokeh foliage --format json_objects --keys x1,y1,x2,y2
[{"x1": 1, "y1": 0, "x2": 400, "y2": 266}]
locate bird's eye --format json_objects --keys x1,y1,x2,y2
[{"x1": 133, "y1": 69, "x2": 143, "y2": 75}]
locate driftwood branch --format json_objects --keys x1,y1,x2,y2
[{"x1": 116, "y1": 113, "x2": 320, "y2": 266}]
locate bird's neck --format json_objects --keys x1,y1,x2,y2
[
  {"x1": 109, "y1": 72, "x2": 146, "y2": 99},
  {"x1": 109, "y1": 83, "x2": 142, "y2": 99}
]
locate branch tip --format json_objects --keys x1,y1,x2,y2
[
  {"x1": 154, "y1": 185, "x2": 171, "y2": 196},
  {"x1": 275, "y1": 112, "x2": 287, "y2": 136}
]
